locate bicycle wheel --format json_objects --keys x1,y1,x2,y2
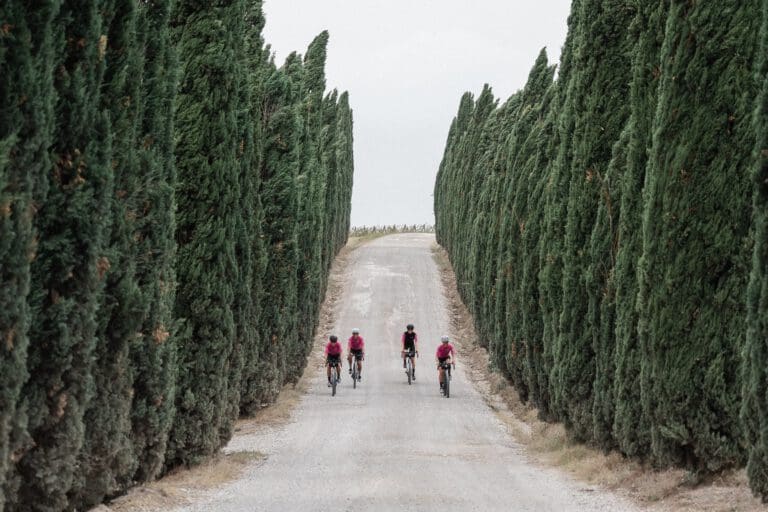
[
  {"x1": 331, "y1": 367, "x2": 337, "y2": 396},
  {"x1": 407, "y1": 359, "x2": 412, "y2": 385},
  {"x1": 444, "y1": 368, "x2": 450, "y2": 398},
  {"x1": 352, "y1": 365, "x2": 357, "y2": 389}
]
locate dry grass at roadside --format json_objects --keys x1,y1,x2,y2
[
  {"x1": 107, "y1": 451, "x2": 264, "y2": 512},
  {"x1": 102, "y1": 237, "x2": 363, "y2": 512},
  {"x1": 431, "y1": 243, "x2": 763, "y2": 512}
]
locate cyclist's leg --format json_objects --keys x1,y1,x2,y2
[
  {"x1": 326, "y1": 360, "x2": 331, "y2": 383},
  {"x1": 357, "y1": 352, "x2": 363, "y2": 375},
  {"x1": 347, "y1": 352, "x2": 352, "y2": 372}
]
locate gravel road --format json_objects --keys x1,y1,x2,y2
[{"x1": 178, "y1": 234, "x2": 639, "y2": 512}]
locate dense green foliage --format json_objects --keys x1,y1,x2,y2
[
  {"x1": 743, "y1": 0, "x2": 768, "y2": 501},
  {"x1": 435, "y1": 0, "x2": 768, "y2": 495},
  {"x1": 0, "y1": 1, "x2": 353, "y2": 509},
  {"x1": 637, "y1": 0, "x2": 760, "y2": 472}
]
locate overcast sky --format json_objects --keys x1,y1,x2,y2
[{"x1": 263, "y1": 1, "x2": 572, "y2": 227}]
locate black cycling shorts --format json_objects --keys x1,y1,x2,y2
[
  {"x1": 327, "y1": 355, "x2": 341, "y2": 365},
  {"x1": 438, "y1": 357, "x2": 450, "y2": 364},
  {"x1": 350, "y1": 349, "x2": 363, "y2": 360},
  {"x1": 403, "y1": 349, "x2": 416, "y2": 358}
]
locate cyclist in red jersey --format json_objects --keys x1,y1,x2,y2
[
  {"x1": 325, "y1": 335, "x2": 343, "y2": 387},
  {"x1": 347, "y1": 328, "x2": 365, "y2": 379},
  {"x1": 436, "y1": 335, "x2": 455, "y2": 390}
]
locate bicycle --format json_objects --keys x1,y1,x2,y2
[
  {"x1": 351, "y1": 352, "x2": 363, "y2": 389},
  {"x1": 404, "y1": 350, "x2": 417, "y2": 385},
  {"x1": 439, "y1": 360, "x2": 454, "y2": 398},
  {"x1": 329, "y1": 361, "x2": 341, "y2": 396}
]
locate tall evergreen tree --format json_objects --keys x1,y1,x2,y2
[
  {"x1": 167, "y1": 0, "x2": 244, "y2": 466},
  {"x1": 10, "y1": 0, "x2": 113, "y2": 508},
  {"x1": 587, "y1": 126, "x2": 628, "y2": 450},
  {"x1": 742, "y1": 0, "x2": 768, "y2": 498},
  {"x1": 237, "y1": 0, "x2": 271, "y2": 414},
  {"x1": 520, "y1": 82, "x2": 557, "y2": 411},
  {"x1": 129, "y1": 0, "x2": 179, "y2": 483},
  {"x1": 497, "y1": 51, "x2": 553, "y2": 399},
  {"x1": 553, "y1": 0, "x2": 634, "y2": 441},
  {"x1": 334, "y1": 92, "x2": 354, "y2": 249},
  {"x1": 612, "y1": 0, "x2": 668, "y2": 458},
  {"x1": 294, "y1": 32, "x2": 330, "y2": 376},
  {"x1": 68, "y1": 0, "x2": 142, "y2": 505},
  {"x1": 0, "y1": 2, "x2": 60, "y2": 507},
  {"x1": 249, "y1": 56, "x2": 303, "y2": 409},
  {"x1": 539, "y1": 0, "x2": 582, "y2": 423},
  {"x1": 638, "y1": 0, "x2": 760, "y2": 471}
]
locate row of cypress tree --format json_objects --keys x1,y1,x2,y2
[
  {"x1": 434, "y1": 0, "x2": 768, "y2": 500},
  {"x1": 0, "y1": 1, "x2": 354, "y2": 510}
]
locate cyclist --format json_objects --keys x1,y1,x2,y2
[
  {"x1": 325, "y1": 335, "x2": 343, "y2": 387},
  {"x1": 401, "y1": 323, "x2": 419, "y2": 379},
  {"x1": 347, "y1": 328, "x2": 365, "y2": 380},
  {"x1": 436, "y1": 335, "x2": 455, "y2": 390}
]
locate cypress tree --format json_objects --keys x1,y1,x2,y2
[
  {"x1": 612, "y1": 0, "x2": 668, "y2": 458},
  {"x1": 520, "y1": 82, "x2": 557, "y2": 411},
  {"x1": 320, "y1": 90, "x2": 340, "y2": 278},
  {"x1": 69, "y1": 0, "x2": 142, "y2": 505},
  {"x1": 511, "y1": 62, "x2": 556, "y2": 408},
  {"x1": 129, "y1": 0, "x2": 178, "y2": 482},
  {"x1": 742, "y1": 0, "x2": 768, "y2": 500},
  {"x1": 231, "y1": 0, "x2": 267, "y2": 422},
  {"x1": 638, "y1": 0, "x2": 760, "y2": 471},
  {"x1": 167, "y1": 0, "x2": 244, "y2": 466},
  {"x1": 539, "y1": 0, "x2": 582, "y2": 423},
  {"x1": 249, "y1": 57, "x2": 302, "y2": 409},
  {"x1": 471, "y1": 103, "x2": 510, "y2": 343},
  {"x1": 452, "y1": 85, "x2": 496, "y2": 311},
  {"x1": 553, "y1": 0, "x2": 634, "y2": 441},
  {"x1": 334, "y1": 92, "x2": 354, "y2": 250},
  {"x1": 587, "y1": 126, "x2": 629, "y2": 450},
  {"x1": 11, "y1": 0, "x2": 113, "y2": 508},
  {"x1": 435, "y1": 92, "x2": 474, "y2": 255},
  {"x1": 497, "y1": 51, "x2": 553, "y2": 399},
  {"x1": 0, "y1": 2, "x2": 59, "y2": 506},
  {"x1": 295, "y1": 32, "x2": 330, "y2": 376}
]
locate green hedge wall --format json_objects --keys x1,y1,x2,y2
[
  {"x1": 0, "y1": 1, "x2": 354, "y2": 510},
  {"x1": 434, "y1": 0, "x2": 768, "y2": 499}
]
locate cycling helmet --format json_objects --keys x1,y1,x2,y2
[
  {"x1": 352, "y1": 328, "x2": 360, "y2": 334},
  {"x1": 441, "y1": 335, "x2": 450, "y2": 343},
  {"x1": 329, "y1": 335, "x2": 338, "y2": 342},
  {"x1": 406, "y1": 324, "x2": 414, "y2": 330}
]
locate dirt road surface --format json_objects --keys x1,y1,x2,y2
[{"x1": 174, "y1": 234, "x2": 638, "y2": 512}]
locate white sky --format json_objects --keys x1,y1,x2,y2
[{"x1": 263, "y1": 1, "x2": 572, "y2": 227}]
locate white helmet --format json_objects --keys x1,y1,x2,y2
[
  {"x1": 352, "y1": 327, "x2": 360, "y2": 334},
  {"x1": 441, "y1": 335, "x2": 450, "y2": 343}
]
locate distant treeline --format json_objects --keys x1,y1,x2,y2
[
  {"x1": 0, "y1": 1, "x2": 353, "y2": 510},
  {"x1": 350, "y1": 224, "x2": 434, "y2": 236},
  {"x1": 434, "y1": 0, "x2": 768, "y2": 499}
]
